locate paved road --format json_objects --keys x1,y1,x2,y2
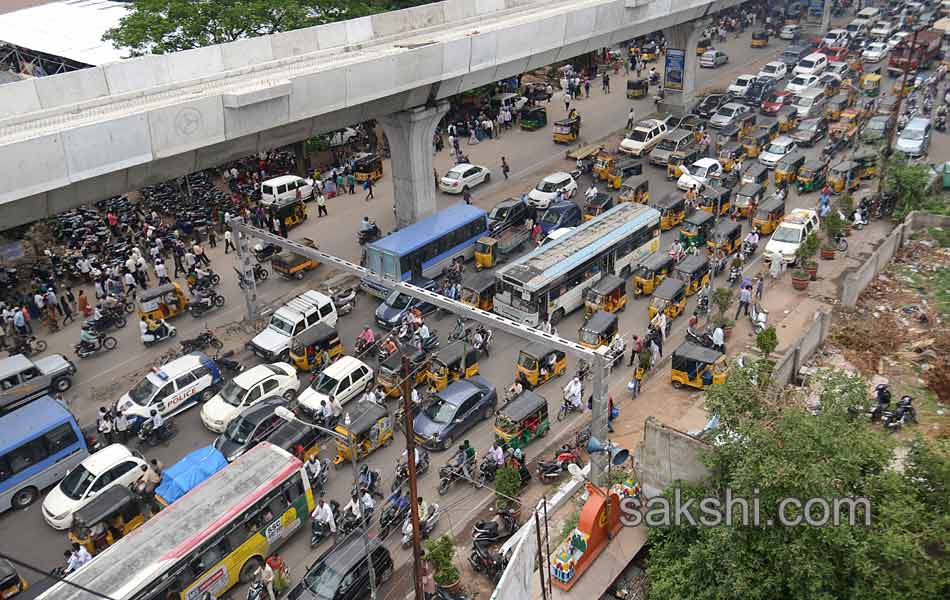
[{"x1": 4, "y1": 22, "x2": 947, "y2": 600}]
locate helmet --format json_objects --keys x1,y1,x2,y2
[
  {"x1": 875, "y1": 383, "x2": 889, "y2": 391},
  {"x1": 900, "y1": 395, "x2": 912, "y2": 402},
  {"x1": 359, "y1": 464, "x2": 368, "y2": 475},
  {"x1": 150, "y1": 409, "x2": 157, "y2": 416}
]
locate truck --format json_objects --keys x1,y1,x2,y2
[{"x1": 887, "y1": 30, "x2": 941, "y2": 77}]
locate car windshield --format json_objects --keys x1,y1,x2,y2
[
  {"x1": 656, "y1": 139, "x2": 678, "y2": 151},
  {"x1": 903, "y1": 128, "x2": 925, "y2": 140},
  {"x1": 763, "y1": 65, "x2": 778, "y2": 74},
  {"x1": 868, "y1": 119, "x2": 886, "y2": 131},
  {"x1": 764, "y1": 93, "x2": 783, "y2": 104},
  {"x1": 700, "y1": 96, "x2": 720, "y2": 108},
  {"x1": 444, "y1": 171, "x2": 462, "y2": 180},
  {"x1": 224, "y1": 417, "x2": 256, "y2": 445},
  {"x1": 301, "y1": 562, "x2": 345, "y2": 600},
  {"x1": 59, "y1": 465, "x2": 94, "y2": 501},
  {"x1": 799, "y1": 60, "x2": 815, "y2": 69},
  {"x1": 424, "y1": 397, "x2": 457, "y2": 424},
  {"x1": 541, "y1": 209, "x2": 563, "y2": 224},
  {"x1": 693, "y1": 165, "x2": 709, "y2": 178},
  {"x1": 488, "y1": 206, "x2": 510, "y2": 221},
  {"x1": 736, "y1": 77, "x2": 751, "y2": 86},
  {"x1": 310, "y1": 372, "x2": 340, "y2": 396},
  {"x1": 790, "y1": 77, "x2": 806, "y2": 86},
  {"x1": 797, "y1": 96, "x2": 814, "y2": 107},
  {"x1": 627, "y1": 129, "x2": 648, "y2": 142},
  {"x1": 801, "y1": 120, "x2": 818, "y2": 131},
  {"x1": 718, "y1": 107, "x2": 735, "y2": 117},
  {"x1": 127, "y1": 376, "x2": 159, "y2": 405},
  {"x1": 537, "y1": 180, "x2": 559, "y2": 193},
  {"x1": 268, "y1": 315, "x2": 295, "y2": 336},
  {"x1": 772, "y1": 226, "x2": 802, "y2": 243},
  {"x1": 385, "y1": 291, "x2": 412, "y2": 310},
  {"x1": 766, "y1": 143, "x2": 789, "y2": 155},
  {"x1": 869, "y1": 43, "x2": 885, "y2": 51},
  {"x1": 217, "y1": 379, "x2": 248, "y2": 407}
]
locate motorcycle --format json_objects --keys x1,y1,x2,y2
[
  {"x1": 213, "y1": 350, "x2": 244, "y2": 374},
  {"x1": 882, "y1": 396, "x2": 917, "y2": 432},
  {"x1": 833, "y1": 231, "x2": 848, "y2": 252},
  {"x1": 740, "y1": 240, "x2": 757, "y2": 262},
  {"x1": 354, "y1": 467, "x2": 384, "y2": 500},
  {"x1": 75, "y1": 333, "x2": 118, "y2": 358},
  {"x1": 235, "y1": 264, "x2": 270, "y2": 289},
  {"x1": 401, "y1": 502, "x2": 441, "y2": 548},
  {"x1": 310, "y1": 499, "x2": 340, "y2": 547},
  {"x1": 536, "y1": 444, "x2": 581, "y2": 484},
  {"x1": 476, "y1": 456, "x2": 501, "y2": 487},
  {"x1": 379, "y1": 493, "x2": 410, "y2": 540},
  {"x1": 438, "y1": 458, "x2": 476, "y2": 495},
  {"x1": 557, "y1": 393, "x2": 583, "y2": 421},
  {"x1": 254, "y1": 243, "x2": 281, "y2": 262},
  {"x1": 87, "y1": 309, "x2": 127, "y2": 333},
  {"x1": 329, "y1": 287, "x2": 357, "y2": 317},
  {"x1": 6, "y1": 335, "x2": 47, "y2": 357},
  {"x1": 448, "y1": 317, "x2": 470, "y2": 343},
  {"x1": 358, "y1": 222, "x2": 381, "y2": 245},
  {"x1": 468, "y1": 540, "x2": 507, "y2": 582},
  {"x1": 180, "y1": 328, "x2": 224, "y2": 354},
  {"x1": 188, "y1": 291, "x2": 226, "y2": 317},
  {"x1": 696, "y1": 292, "x2": 709, "y2": 316},
  {"x1": 307, "y1": 458, "x2": 330, "y2": 493},
  {"x1": 727, "y1": 265, "x2": 742, "y2": 287},
  {"x1": 137, "y1": 419, "x2": 176, "y2": 447},
  {"x1": 470, "y1": 326, "x2": 493, "y2": 355},
  {"x1": 749, "y1": 303, "x2": 768, "y2": 334},
  {"x1": 338, "y1": 507, "x2": 370, "y2": 537},
  {"x1": 686, "y1": 327, "x2": 715, "y2": 349},
  {"x1": 472, "y1": 507, "x2": 519, "y2": 544},
  {"x1": 391, "y1": 449, "x2": 431, "y2": 493},
  {"x1": 141, "y1": 320, "x2": 177, "y2": 347}
]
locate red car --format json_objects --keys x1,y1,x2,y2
[
  {"x1": 818, "y1": 46, "x2": 849, "y2": 63},
  {"x1": 760, "y1": 90, "x2": 794, "y2": 115}
]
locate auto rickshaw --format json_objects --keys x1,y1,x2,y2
[
  {"x1": 583, "y1": 193, "x2": 615, "y2": 221},
  {"x1": 671, "y1": 254, "x2": 711, "y2": 296},
  {"x1": 757, "y1": 118, "x2": 780, "y2": 142},
  {"x1": 648, "y1": 278, "x2": 687, "y2": 322},
  {"x1": 0, "y1": 560, "x2": 27, "y2": 599},
  {"x1": 618, "y1": 176, "x2": 650, "y2": 203},
  {"x1": 741, "y1": 129, "x2": 770, "y2": 158},
  {"x1": 353, "y1": 153, "x2": 384, "y2": 182},
  {"x1": 776, "y1": 105, "x2": 800, "y2": 133},
  {"x1": 751, "y1": 30, "x2": 770, "y2": 47},
  {"x1": 273, "y1": 198, "x2": 308, "y2": 228},
  {"x1": 67, "y1": 486, "x2": 147, "y2": 556},
  {"x1": 667, "y1": 146, "x2": 702, "y2": 179},
  {"x1": 796, "y1": 158, "x2": 829, "y2": 193},
  {"x1": 707, "y1": 220, "x2": 743, "y2": 255},
  {"x1": 138, "y1": 282, "x2": 189, "y2": 320},
  {"x1": 460, "y1": 272, "x2": 496, "y2": 311},
  {"x1": 696, "y1": 37, "x2": 712, "y2": 56},
  {"x1": 593, "y1": 149, "x2": 614, "y2": 180},
  {"x1": 828, "y1": 160, "x2": 860, "y2": 194},
  {"x1": 830, "y1": 108, "x2": 861, "y2": 140},
  {"x1": 578, "y1": 310, "x2": 618, "y2": 349},
  {"x1": 670, "y1": 342, "x2": 728, "y2": 389},
  {"x1": 495, "y1": 390, "x2": 550, "y2": 450},
  {"x1": 679, "y1": 210, "x2": 715, "y2": 249},
  {"x1": 825, "y1": 93, "x2": 849, "y2": 121},
  {"x1": 424, "y1": 345, "x2": 480, "y2": 392},
  {"x1": 332, "y1": 400, "x2": 394, "y2": 468},
  {"x1": 774, "y1": 152, "x2": 806, "y2": 186},
  {"x1": 584, "y1": 274, "x2": 627, "y2": 318},
  {"x1": 715, "y1": 124, "x2": 742, "y2": 147},
  {"x1": 289, "y1": 323, "x2": 344, "y2": 372},
  {"x1": 736, "y1": 113, "x2": 758, "y2": 139},
  {"x1": 271, "y1": 237, "x2": 320, "y2": 280},
  {"x1": 605, "y1": 158, "x2": 643, "y2": 190},
  {"x1": 641, "y1": 41, "x2": 658, "y2": 62},
  {"x1": 553, "y1": 116, "x2": 581, "y2": 143},
  {"x1": 699, "y1": 185, "x2": 731, "y2": 216},
  {"x1": 852, "y1": 147, "x2": 878, "y2": 179},
  {"x1": 734, "y1": 183, "x2": 765, "y2": 219},
  {"x1": 378, "y1": 350, "x2": 429, "y2": 398},
  {"x1": 892, "y1": 78, "x2": 913, "y2": 98},
  {"x1": 651, "y1": 193, "x2": 687, "y2": 231},
  {"x1": 520, "y1": 106, "x2": 548, "y2": 131},
  {"x1": 718, "y1": 142, "x2": 746, "y2": 172},
  {"x1": 741, "y1": 162, "x2": 769, "y2": 190},
  {"x1": 633, "y1": 253, "x2": 675, "y2": 296},
  {"x1": 626, "y1": 78, "x2": 649, "y2": 99},
  {"x1": 751, "y1": 195, "x2": 786, "y2": 235},
  {"x1": 517, "y1": 343, "x2": 567, "y2": 388}
]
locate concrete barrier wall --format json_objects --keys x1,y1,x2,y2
[
  {"x1": 841, "y1": 222, "x2": 905, "y2": 308},
  {"x1": 770, "y1": 309, "x2": 831, "y2": 386},
  {"x1": 635, "y1": 417, "x2": 711, "y2": 499}
]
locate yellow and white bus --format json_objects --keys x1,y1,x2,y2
[{"x1": 39, "y1": 442, "x2": 314, "y2": 600}]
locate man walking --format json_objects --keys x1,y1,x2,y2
[
  {"x1": 316, "y1": 192, "x2": 328, "y2": 217},
  {"x1": 735, "y1": 285, "x2": 752, "y2": 319},
  {"x1": 224, "y1": 229, "x2": 236, "y2": 253},
  {"x1": 501, "y1": 156, "x2": 510, "y2": 180},
  {"x1": 364, "y1": 178, "x2": 375, "y2": 201},
  {"x1": 626, "y1": 107, "x2": 635, "y2": 130}
]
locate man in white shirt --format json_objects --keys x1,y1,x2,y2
[
  {"x1": 64, "y1": 543, "x2": 92, "y2": 574},
  {"x1": 564, "y1": 376, "x2": 583, "y2": 410},
  {"x1": 311, "y1": 498, "x2": 337, "y2": 533},
  {"x1": 712, "y1": 327, "x2": 725, "y2": 354}
]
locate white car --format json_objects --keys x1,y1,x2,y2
[
  {"x1": 822, "y1": 29, "x2": 849, "y2": 47},
  {"x1": 779, "y1": 25, "x2": 800, "y2": 40},
  {"x1": 862, "y1": 42, "x2": 889, "y2": 62},
  {"x1": 297, "y1": 356, "x2": 374, "y2": 418},
  {"x1": 757, "y1": 61, "x2": 788, "y2": 81},
  {"x1": 527, "y1": 172, "x2": 577, "y2": 209},
  {"x1": 619, "y1": 118, "x2": 668, "y2": 156},
  {"x1": 728, "y1": 75, "x2": 757, "y2": 96},
  {"x1": 785, "y1": 74, "x2": 820, "y2": 94},
  {"x1": 758, "y1": 136, "x2": 798, "y2": 168},
  {"x1": 439, "y1": 163, "x2": 490, "y2": 194},
  {"x1": 764, "y1": 208, "x2": 820, "y2": 264},
  {"x1": 677, "y1": 158, "x2": 724, "y2": 191},
  {"x1": 887, "y1": 31, "x2": 910, "y2": 50},
  {"x1": 199, "y1": 363, "x2": 299, "y2": 433},
  {"x1": 42, "y1": 444, "x2": 146, "y2": 529},
  {"x1": 869, "y1": 21, "x2": 895, "y2": 40}
]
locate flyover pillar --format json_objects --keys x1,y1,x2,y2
[
  {"x1": 658, "y1": 21, "x2": 704, "y2": 116},
  {"x1": 380, "y1": 101, "x2": 450, "y2": 228}
]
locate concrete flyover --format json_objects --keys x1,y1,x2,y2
[{"x1": 0, "y1": 0, "x2": 741, "y2": 228}]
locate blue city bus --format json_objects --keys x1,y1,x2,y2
[
  {"x1": 362, "y1": 203, "x2": 488, "y2": 297},
  {"x1": 0, "y1": 396, "x2": 88, "y2": 512}
]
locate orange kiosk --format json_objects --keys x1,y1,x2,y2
[{"x1": 550, "y1": 481, "x2": 624, "y2": 590}]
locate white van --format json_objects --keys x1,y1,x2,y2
[
  {"x1": 115, "y1": 353, "x2": 223, "y2": 423},
  {"x1": 297, "y1": 356, "x2": 374, "y2": 419},
  {"x1": 249, "y1": 291, "x2": 337, "y2": 362},
  {"x1": 792, "y1": 88, "x2": 827, "y2": 118},
  {"x1": 260, "y1": 175, "x2": 314, "y2": 206},
  {"x1": 846, "y1": 19, "x2": 870, "y2": 36},
  {"x1": 793, "y1": 53, "x2": 828, "y2": 77},
  {"x1": 856, "y1": 7, "x2": 880, "y2": 20}
]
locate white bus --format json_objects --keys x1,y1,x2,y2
[{"x1": 493, "y1": 203, "x2": 661, "y2": 326}]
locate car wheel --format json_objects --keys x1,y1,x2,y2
[
  {"x1": 200, "y1": 388, "x2": 215, "y2": 402},
  {"x1": 12, "y1": 487, "x2": 38, "y2": 509},
  {"x1": 283, "y1": 389, "x2": 296, "y2": 402},
  {"x1": 483, "y1": 173, "x2": 490, "y2": 184},
  {"x1": 53, "y1": 376, "x2": 72, "y2": 393}
]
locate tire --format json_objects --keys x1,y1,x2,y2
[
  {"x1": 283, "y1": 389, "x2": 296, "y2": 402},
  {"x1": 102, "y1": 336, "x2": 118, "y2": 350},
  {"x1": 294, "y1": 272, "x2": 305, "y2": 281},
  {"x1": 837, "y1": 238, "x2": 848, "y2": 252},
  {"x1": 549, "y1": 309, "x2": 565, "y2": 325},
  {"x1": 239, "y1": 557, "x2": 262, "y2": 584},
  {"x1": 200, "y1": 388, "x2": 215, "y2": 402},
  {"x1": 210, "y1": 274, "x2": 221, "y2": 285},
  {"x1": 124, "y1": 301, "x2": 135, "y2": 314},
  {"x1": 484, "y1": 173, "x2": 491, "y2": 183},
  {"x1": 672, "y1": 380, "x2": 683, "y2": 389},
  {"x1": 214, "y1": 295, "x2": 226, "y2": 307},
  {"x1": 258, "y1": 269, "x2": 269, "y2": 281},
  {"x1": 170, "y1": 329, "x2": 177, "y2": 338},
  {"x1": 438, "y1": 478, "x2": 450, "y2": 495},
  {"x1": 210, "y1": 338, "x2": 224, "y2": 350},
  {"x1": 116, "y1": 317, "x2": 127, "y2": 329},
  {"x1": 557, "y1": 406, "x2": 567, "y2": 422},
  {"x1": 482, "y1": 406, "x2": 493, "y2": 420},
  {"x1": 11, "y1": 487, "x2": 38, "y2": 509},
  {"x1": 52, "y1": 376, "x2": 72, "y2": 393},
  {"x1": 34, "y1": 340, "x2": 48, "y2": 353}
]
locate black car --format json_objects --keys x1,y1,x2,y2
[
  {"x1": 745, "y1": 78, "x2": 777, "y2": 105},
  {"x1": 487, "y1": 196, "x2": 530, "y2": 232},
  {"x1": 413, "y1": 376, "x2": 498, "y2": 450},
  {"x1": 693, "y1": 94, "x2": 727, "y2": 119},
  {"x1": 290, "y1": 537, "x2": 394, "y2": 600},
  {"x1": 213, "y1": 396, "x2": 288, "y2": 462},
  {"x1": 789, "y1": 117, "x2": 828, "y2": 147}
]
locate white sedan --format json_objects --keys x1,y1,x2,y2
[
  {"x1": 862, "y1": 42, "x2": 889, "y2": 63},
  {"x1": 757, "y1": 61, "x2": 788, "y2": 81},
  {"x1": 199, "y1": 363, "x2": 299, "y2": 433},
  {"x1": 439, "y1": 163, "x2": 491, "y2": 194},
  {"x1": 785, "y1": 74, "x2": 820, "y2": 94},
  {"x1": 677, "y1": 158, "x2": 724, "y2": 191}
]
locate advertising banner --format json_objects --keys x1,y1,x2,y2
[{"x1": 664, "y1": 48, "x2": 685, "y2": 91}]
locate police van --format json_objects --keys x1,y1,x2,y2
[{"x1": 114, "y1": 353, "x2": 222, "y2": 424}]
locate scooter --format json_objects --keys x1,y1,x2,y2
[
  {"x1": 179, "y1": 328, "x2": 223, "y2": 354},
  {"x1": 353, "y1": 468, "x2": 384, "y2": 500},
  {"x1": 358, "y1": 222, "x2": 381, "y2": 245},
  {"x1": 476, "y1": 456, "x2": 501, "y2": 487},
  {"x1": 391, "y1": 449, "x2": 431, "y2": 493},
  {"x1": 749, "y1": 303, "x2": 768, "y2": 334},
  {"x1": 401, "y1": 502, "x2": 441, "y2": 548},
  {"x1": 188, "y1": 292, "x2": 226, "y2": 317},
  {"x1": 536, "y1": 445, "x2": 581, "y2": 484},
  {"x1": 137, "y1": 419, "x2": 176, "y2": 447},
  {"x1": 379, "y1": 492, "x2": 410, "y2": 540},
  {"x1": 141, "y1": 320, "x2": 177, "y2": 347},
  {"x1": 727, "y1": 265, "x2": 742, "y2": 287},
  {"x1": 338, "y1": 507, "x2": 370, "y2": 537},
  {"x1": 75, "y1": 333, "x2": 118, "y2": 358},
  {"x1": 307, "y1": 458, "x2": 330, "y2": 494},
  {"x1": 469, "y1": 540, "x2": 507, "y2": 582},
  {"x1": 87, "y1": 309, "x2": 127, "y2": 333},
  {"x1": 472, "y1": 508, "x2": 519, "y2": 544},
  {"x1": 235, "y1": 264, "x2": 270, "y2": 289},
  {"x1": 696, "y1": 292, "x2": 709, "y2": 316},
  {"x1": 329, "y1": 287, "x2": 357, "y2": 317},
  {"x1": 686, "y1": 327, "x2": 715, "y2": 348},
  {"x1": 438, "y1": 459, "x2": 477, "y2": 495},
  {"x1": 310, "y1": 500, "x2": 340, "y2": 547},
  {"x1": 740, "y1": 240, "x2": 757, "y2": 262}
]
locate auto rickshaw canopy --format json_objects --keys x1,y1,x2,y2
[
  {"x1": 517, "y1": 343, "x2": 566, "y2": 387},
  {"x1": 430, "y1": 344, "x2": 480, "y2": 375},
  {"x1": 68, "y1": 485, "x2": 145, "y2": 550},
  {"x1": 651, "y1": 277, "x2": 686, "y2": 304},
  {"x1": 496, "y1": 389, "x2": 549, "y2": 433},
  {"x1": 584, "y1": 192, "x2": 615, "y2": 219},
  {"x1": 671, "y1": 341, "x2": 727, "y2": 382},
  {"x1": 619, "y1": 176, "x2": 650, "y2": 203},
  {"x1": 752, "y1": 195, "x2": 786, "y2": 233},
  {"x1": 342, "y1": 400, "x2": 390, "y2": 438},
  {"x1": 138, "y1": 282, "x2": 188, "y2": 319},
  {"x1": 269, "y1": 418, "x2": 323, "y2": 461},
  {"x1": 585, "y1": 274, "x2": 627, "y2": 315},
  {"x1": 718, "y1": 142, "x2": 745, "y2": 167},
  {"x1": 708, "y1": 219, "x2": 742, "y2": 247},
  {"x1": 291, "y1": 323, "x2": 340, "y2": 354},
  {"x1": 633, "y1": 252, "x2": 675, "y2": 295},
  {"x1": 830, "y1": 160, "x2": 858, "y2": 177},
  {"x1": 652, "y1": 193, "x2": 686, "y2": 218},
  {"x1": 0, "y1": 559, "x2": 26, "y2": 597},
  {"x1": 553, "y1": 117, "x2": 581, "y2": 134},
  {"x1": 699, "y1": 185, "x2": 731, "y2": 215},
  {"x1": 751, "y1": 30, "x2": 769, "y2": 43},
  {"x1": 741, "y1": 163, "x2": 769, "y2": 187},
  {"x1": 460, "y1": 271, "x2": 496, "y2": 311},
  {"x1": 333, "y1": 400, "x2": 393, "y2": 466},
  {"x1": 578, "y1": 310, "x2": 618, "y2": 347},
  {"x1": 352, "y1": 153, "x2": 383, "y2": 181},
  {"x1": 736, "y1": 182, "x2": 764, "y2": 204},
  {"x1": 520, "y1": 106, "x2": 548, "y2": 129},
  {"x1": 626, "y1": 78, "x2": 649, "y2": 98},
  {"x1": 673, "y1": 254, "x2": 710, "y2": 283},
  {"x1": 680, "y1": 209, "x2": 715, "y2": 238}
]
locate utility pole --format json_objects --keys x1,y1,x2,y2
[
  {"x1": 401, "y1": 355, "x2": 425, "y2": 600},
  {"x1": 879, "y1": 27, "x2": 920, "y2": 196},
  {"x1": 233, "y1": 222, "x2": 259, "y2": 321}
]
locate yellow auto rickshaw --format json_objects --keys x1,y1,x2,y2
[
  {"x1": 496, "y1": 389, "x2": 550, "y2": 448},
  {"x1": 699, "y1": 185, "x2": 731, "y2": 217},
  {"x1": 460, "y1": 272, "x2": 496, "y2": 312},
  {"x1": 353, "y1": 153, "x2": 384, "y2": 182},
  {"x1": 757, "y1": 118, "x2": 780, "y2": 142},
  {"x1": 667, "y1": 147, "x2": 702, "y2": 180},
  {"x1": 679, "y1": 210, "x2": 715, "y2": 249},
  {"x1": 593, "y1": 149, "x2": 614, "y2": 180},
  {"x1": 626, "y1": 78, "x2": 649, "y2": 99},
  {"x1": 138, "y1": 282, "x2": 189, "y2": 320},
  {"x1": 517, "y1": 343, "x2": 567, "y2": 389},
  {"x1": 651, "y1": 193, "x2": 687, "y2": 231},
  {"x1": 271, "y1": 237, "x2": 319, "y2": 280},
  {"x1": 671, "y1": 254, "x2": 711, "y2": 296},
  {"x1": 828, "y1": 160, "x2": 860, "y2": 194},
  {"x1": 641, "y1": 41, "x2": 658, "y2": 62},
  {"x1": 378, "y1": 350, "x2": 429, "y2": 398},
  {"x1": 671, "y1": 342, "x2": 728, "y2": 390},
  {"x1": 619, "y1": 176, "x2": 650, "y2": 203},
  {"x1": 852, "y1": 147, "x2": 878, "y2": 179},
  {"x1": 707, "y1": 220, "x2": 743, "y2": 255},
  {"x1": 425, "y1": 345, "x2": 480, "y2": 392},
  {"x1": 718, "y1": 142, "x2": 746, "y2": 172},
  {"x1": 633, "y1": 252, "x2": 675, "y2": 297},
  {"x1": 776, "y1": 105, "x2": 799, "y2": 133},
  {"x1": 696, "y1": 37, "x2": 712, "y2": 56},
  {"x1": 0, "y1": 560, "x2": 27, "y2": 599},
  {"x1": 736, "y1": 113, "x2": 758, "y2": 139},
  {"x1": 715, "y1": 124, "x2": 742, "y2": 148},
  {"x1": 751, "y1": 30, "x2": 769, "y2": 47},
  {"x1": 741, "y1": 162, "x2": 769, "y2": 190},
  {"x1": 829, "y1": 108, "x2": 861, "y2": 140},
  {"x1": 648, "y1": 277, "x2": 687, "y2": 321},
  {"x1": 751, "y1": 195, "x2": 786, "y2": 235},
  {"x1": 553, "y1": 116, "x2": 581, "y2": 143},
  {"x1": 893, "y1": 77, "x2": 914, "y2": 98},
  {"x1": 578, "y1": 310, "x2": 618, "y2": 349},
  {"x1": 332, "y1": 400, "x2": 394, "y2": 468},
  {"x1": 273, "y1": 198, "x2": 308, "y2": 228},
  {"x1": 734, "y1": 183, "x2": 765, "y2": 219},
  {"x1": 584, "y1": 192, "x2": 615, "y2": 221},
  {"x1": 289, "y1": 323, "x2": 344, "y2": 372},
  {"x1": 826, "y1": 93, "x2": 849, "y2": 120},
  {"x1": 605, "y1": 158, "x2": 642, "y2": 190},
  {"x1": 741, "y1": 129, "x2": 770, "y2": 158},
  {"x1": 68, "y1": 486, "x2": 147, "y2": 556},
  {"x1": 774, "y1": 152, "x2": 806, "y2": 186},
  {"x1": 584, "y1": 274, "x2": 627, "y2": 318}
]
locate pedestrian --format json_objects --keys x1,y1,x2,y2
[
  {"x1": 114, "y1": 411, "x2": 129, "y2": 443},
  {"x1": 207, "y1": 228, "x2": 216, "y2": 249},
  {"x1": 193, "y1": 242, "x2": 210, "y2": 266},
  {"x1": 155, "y1": 260, "x2": 171, "y2": 285},
  {"x1": 421, "y1": 550, "x2": 437, "y2": 599},
  {"x1": 712, "y1": 325, "x2": 725, "y2": 354},
  {"x1": 501, "y1": 156, "x2": 510, "y2": 180},
  {"x1": 123, "y1": 271, "x2": 138, "y2": 299},
  {"x1": 735, "y1": 285, "x2": 752, "y2": 319},
  {"x1": 54, "y1": 392, "x2": 70, "y2": 410},
  {"x1": 463, "y1": 189, "x2": 472, "y2": 205},
  {"x1": 364, "y1": 178, "x2": 374, "y2": 201},
  {"x1": 649, "y1": 337, "x2": 660, "y2": 369},
  {"x1": 769, "y1": 253, "x2": 783, "y2": 281},
  {"x1": 77, "y1": 290, "x2": 92, "y2": 317},
  {"x1": 173, "y1": 244, "x2": 185, "y2": 278},
  {"x1": 584, "y1": 78, "x2": 591, "y2": 98},
  {"x1": 628, "y1": 334, "x2": 643, "y2": 367},
  {"x1": 629, "y1": 365, "x2": 643, "y2": 398},
  {"x1": 602, "y1": 72, "x2": 610, "y2": 94},
  {"x1": 279, "y1": 218, "x2": 289, "y2": 238},
  {"x1": 562, "y1": 89, "x2": 571, "y2": 113},
  {"x1": 626, "y1": 107, "x2": 635, "y2": 130},
  {"x1": 347, "y1": 173, "x2": 356, "y2": 194},
  {"x1": 223, "y1": 229, "x2": 236, "y2": 254},
  {"x1": 60, "y1": 293, "x2": 75, "y2": 325},
  {"x1": 652, "y1": 327, "x2": 663, "y2": 357},
  {"x1": 755, "y1": 275, "x2": 764, "y2": 302},
  {"x1": 97, "y1": 407, "x2": 114, "y2": 445}
]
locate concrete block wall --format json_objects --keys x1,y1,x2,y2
[
  {"x1": 770, "y1": 310, "x2": 831, "y2": 386},
  {"x1": 841, "y1": 223, "x2": 905, "y2": 308},
  {"x1": 636, "y1": 416, "x2": 712, "y2": 499}
]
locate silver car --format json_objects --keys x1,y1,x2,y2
[
  {"x1": 699, "y1": 50, "x2": 728, "y2": 68},
  {"x1": 708, "y1": 103, "x2": 749, "y2": 129},
  {"x1": 895, "y1": 117, "x2": 931, "y2": 158}
]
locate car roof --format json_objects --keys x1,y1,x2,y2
[
  {"x1": 449, "y1": 163, "x2": 475, "y2": 172},
  {"x1": 542, "y1": 171, "x2": 571, "y2": 182},
  {"x1": 0, "y1": 354, "x2": 34, "y2": 379},
  {"x1": 438, "y1": 379, "x2": 481, "y2": 405},
  {"x1": 906, "y1": 118, "x2": 931, "y2": 130},
  {"x1": 234, "y1": 396, "x2": 286, "y2": 424},
  {"x1": 80, "y1": 444, "x2": 134, "y2": 474},
  {"x1": 232, "y1": 364, "x2": 282, "y2": 387},
  {"x1": 262, "y1": 175, "x2": 304, "y2": 186},
  {"x1": 694, "y1": 158, "x2": 719, "y2": 167},
  {"x1": 765, "y1": 61, "x2": 784, "y2": 67},
  {"x1": 322, "y1": 355, "x2": 370, "y2": 378},
  {"x1": 771, "y1": 136, "x2": 795, "y2": 145},
  {"x1": 720, "y1": 102, "x2": 743, "y2": 109},
  {"x1": 319, "y1": 535, "x2": 383, "y2": 572}
]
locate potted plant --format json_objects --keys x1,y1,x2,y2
[
  {"x1": 820, "y1": 212, "x2": 843, "y2": 260},
  {"x1": 426, "y1": 535, "x2": 461, "y2": 591},
  {"x1": 710, "y1": 287, "x2": 735, "y2": 338},
  {"x1": 791, "y1": 267, "x2": 811, "y2": 290},
  {"x1": 798, "y1": 232, "x2": 820, "y2": 281},
  {"x1": 837, "y1": 195, "x2": 854, "y2": 236},
  {"x1": 495, "y1": 465, "x2": 523, "y2": 518}
]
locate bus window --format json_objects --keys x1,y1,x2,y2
[{"x1": 382, "y1": 253, "x2": 397, "y2": 278}]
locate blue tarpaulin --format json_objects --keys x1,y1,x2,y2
[{"x1": 155, "y1": 445, "x2": 228, "y2": 505}]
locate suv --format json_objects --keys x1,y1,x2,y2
[
  {"x1": 297, "y1": 356, "x2": 374, "y2": 418},
  {"x1": 115, "y1": 353, "x2": 222, "y2": 423},
  {"x1": 487, "y1": 197, "x2": 530, "y2": 232},
  {"x1": 764, "y1": 208, "x2": 820, "y2": 264},
  {"x1": 619, "y1": 119, "x2": 668, "y2": 156},
  {"x1": 249, "y1": 290, "x2": 337, "y2": 362},
  {"x1": 527, "y1": 172, "x2": 577, "y2": 210},
  {"x1": 0, "y1": 354, "x2": 76, "y2": 413},
  {"x1": 896, "y1": 117, "x2": 931, "y2": 158},
  {"x1": 290, "y1": 537, "x2": 393, "y2": 600},
  {"x1": 213, "y1": 396, "x2": 289, "y2": 462}
]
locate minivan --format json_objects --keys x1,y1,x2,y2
[
  {"x1": 792, "y1": 88, "x2": 827, "y2": 118},
  {"x1": 793, "y1": 53, "x2": 827, "y2": 77},
  {"x1": 649, "y1": 129, "x2": 696, "y2": 166},
  {"x1": 249, "y1": 291, "x2": 337, "y2": 362},
  {"x1": 261, "y1": 175, "x2": 314, "y2": 207},
  {"x1": 290, "y1": 537, "x2": 394, "y2": 600},
  {"x1": 213, "y1": 396, "x2": 288, "y2": 462},
  {"x1": 115, "y1": 353, "x2": 222, "y2": 424},
  {"x1": 296, "y1": 356, "x2": 374, "y2": 418}
]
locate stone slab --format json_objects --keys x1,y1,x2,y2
[
  {"x1": 0, "y1": 134, "x2": 68, "y2": 204},
  {"x1": 147, "y1": 96, "x2": 226, "y2": 159},
  {"x1": 62, "y1": 114, "x2": 153, "y2": 181},
  {"x1": 0, "y1": 79, "x2": 41, "y2": 119},
  {"x1": 34, "y1": 68, "x2": 109, "y2": 109}
]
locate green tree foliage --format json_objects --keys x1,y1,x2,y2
[
  {"x1": 755, "y1": 326, "x2": 778, "y2": 358},
  {"x1": 884, "y1": 154, "x2": 934, "y2": 221},
  {"x1": 650, "y1": 369, "x2": 950, "y2": 600}
]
